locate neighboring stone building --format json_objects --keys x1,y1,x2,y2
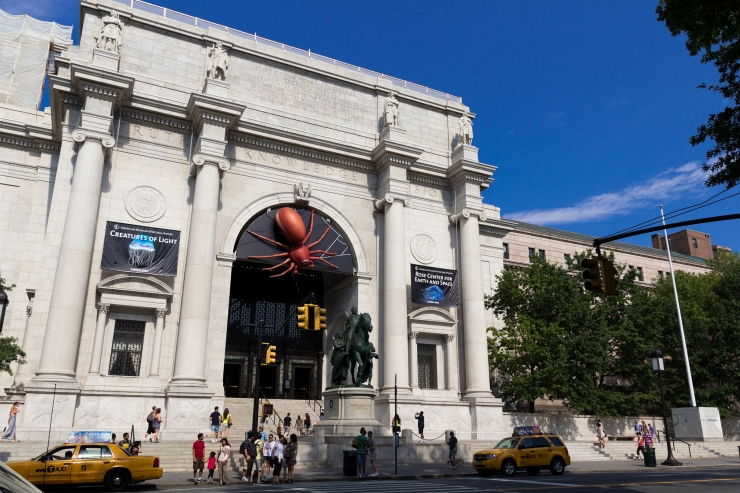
[{"x1": 0, "y1": 1, "x2": 714, "y2": 441}]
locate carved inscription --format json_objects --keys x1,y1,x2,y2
[
  {"x1": 412, "y1": 183, "x2": 445, "y2": 201},
  {"x1": 123, "y1": 122, "x2": 186, "y2": 147}
]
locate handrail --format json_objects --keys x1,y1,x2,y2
[
  {"x1": 670, "y1": 435, "x2": 692, "y2": 458},
  {"x1": 114, "y1": 0, "x2": 463, "y2": 104},
  {"x1": 305, "y1": 397, "x2": 322, "y2": 414},
  {"x1": 258, "y1": 391, "x2": 283, "y2": 429}
]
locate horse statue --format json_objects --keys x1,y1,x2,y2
[{"x1": 328, "y1": 308, "x2": 378, "y2": 387}]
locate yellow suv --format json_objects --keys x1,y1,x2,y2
[{"x1": 473, "y1": 427, "x2": 571, "y2": 477}]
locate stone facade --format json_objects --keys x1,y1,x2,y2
[{"x1": 0, "y1": 1, "x2": 710, "y2": 442}]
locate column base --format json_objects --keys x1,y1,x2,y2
[
  {"x1": 379, "y1": 385, "x2": 412, "y2": 394},
  {"x1": 166, "y1": 377, "x2": 210, "y2": 397}
]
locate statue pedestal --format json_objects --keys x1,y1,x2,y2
[{"x1": 314, "y1": 387, "x2": 384, "y2": 437}]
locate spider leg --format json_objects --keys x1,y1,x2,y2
[
  {"x1": 309, "y1": 249, "x2": 337, "y2": 256},
  {"x1": 248, "y1": 229, "x2": 289, "y2": 250},
  {"x1": 311, "y1": 256, "x2": 339, "y2": 269},
  {"x1": 263, "y1": 258, "x2": 293, "y2": 271},
  {"x1": 248, "y1": 252, "x2": 289, "y2": 259},
  {"x1": 306, "y1": 225, "x2": 331, "y2": 248},
  {"x1": 302, "y1": 210, "x2": 315, "y2": 243},
  {"x1": 269, "y1": 263, "x2": 296, "y2": 278}
]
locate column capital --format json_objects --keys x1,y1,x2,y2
[
  {"x1": 374, "y1": 193, "x2": 409, "y2": 211},
  {"x1": 97, "y1": 303, "x2": 110, "y2": 314},
  {"x1": 409, "y1": 331, "x2": 418, "y2": 340},
  {"x1": 449, "y1": 208, "x2": 486, "y2": 224},
  {"x1": 445, "y1": 334, "x2": 455, "y2": 342},
  {"x1": 192, "y1": 152, "x2": 230, "y2": 172},
  {"x1": 155, "y1": 308, "x2": 166, "y2": 319},
  {"x1": 72, "y1": 129, "x2": 116, "y2": 149}
]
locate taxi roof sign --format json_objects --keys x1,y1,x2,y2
[{"x1": 512, "y1": 426, "x2": 543, "y2": 436}]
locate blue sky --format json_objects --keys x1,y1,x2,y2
[{"x1": 6, "y1": 0, "x2": 739, "y2": 252}]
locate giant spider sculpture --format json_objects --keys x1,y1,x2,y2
[{"x1": 247, "y1": 207, "x2": 339, "y2": 277}]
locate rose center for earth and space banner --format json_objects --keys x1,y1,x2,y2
[
  {"x1": 101, "y1": 221, "x2": 180, "y2": 276},
  {"x1": 411, "y1": 264, "x2": 459, "y2": 306}
]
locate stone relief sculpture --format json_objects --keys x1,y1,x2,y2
[
  {"x1": 207, "y1": 42, "x2": 229, "y2": 81},
  {"x1": 330, "y1": 308, "x2": 378, "y2": 387},
  {"x1": 384, "y1": 92, "x2": 400, "y2": 127},
  {"x1": 459, "y1": 113, "x2": 473, "y2": 146},
  {"x1": 95, "y1": 11, "x2": 124, "y2": 53}
]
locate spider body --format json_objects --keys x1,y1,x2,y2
[{"x1": 247, "y1": 207, "x2": 339, "y2": 277}]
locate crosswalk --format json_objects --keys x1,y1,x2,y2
[{"x1": 287, "y1": 481, "x2": 479, "y2": 492}]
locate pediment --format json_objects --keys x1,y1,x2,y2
[
  {"x1": 97, "y1": 273, "x2": 173, "y2": 299},
  {"x1": 408, "y1": 306, "x2": 456, "y2": 326}
]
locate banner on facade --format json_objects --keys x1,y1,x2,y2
[
  {"x1": 410, "y1": 264, "x2": 459, "y2": 306},
  {"x1": 101, "y1": 221, "x2": 180, "y2": 276}
]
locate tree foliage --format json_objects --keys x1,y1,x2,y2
[
  {"x1": 0, "y1": 273, "x2": 25, "y2": 375},
  {"x1": 486, "y1": 251, "x2": 740, "y2": 416},
  {"x1": 656, "y1": 0, "x2": 740, "y2": 188}
]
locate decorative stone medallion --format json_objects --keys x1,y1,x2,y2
[
  {"x1": 125, "y1": 185, "x2": 166, "y2": 223},
  {"x1": 410, "y1": 234, "x2": 437, "y2": 265}
]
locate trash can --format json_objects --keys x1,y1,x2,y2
[
  {"x1": 343, "y1": 450, "x2": 357, "y2": 476},
  {"x1": 643, "y1": 448, "x2": 657, "y2": 467}
]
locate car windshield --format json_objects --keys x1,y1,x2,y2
[
  {"x1": 33, "y1": 445, "x2": 76, "y2": 462},
  {"x1": 494, "y1": 437, "x2": 519, "y2": 449}
]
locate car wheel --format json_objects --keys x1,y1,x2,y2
[
  {"x1": 501, "y1": 459, "x2": 517, "y2": 477},
  {"x1": 550, "y1": 457, "x2": 565, "y2": 475},
  {"x1": 526, "y1": 468, "x2": 539, "y2": 476},
  {"x1": 104, "y1": 468, "x2": 131, "y2": 491}
]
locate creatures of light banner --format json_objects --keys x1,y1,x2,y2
[
  {"x1": 410, "y1": 264, "x2": 459, "y2": 306},
  {"x1": 101, "y1": 221, "x2": 180, "y2": 276}
]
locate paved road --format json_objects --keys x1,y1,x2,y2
[{"x1": 67, "y1": 466, "x2": 740, "y2": 493}]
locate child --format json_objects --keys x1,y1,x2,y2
[
  {"x1": 635, "y1": 432, "x2": 645, "y2": 460},
  {"x1": 207, "y1": 451, "x2": 217, "y2": 484}
]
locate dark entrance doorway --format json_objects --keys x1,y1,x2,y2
[
  {"x1": 293, "y1": 367, "x2": 312, "y2": 400},
  {"x1": 223, "y1": 362, "x2": 242, "y2": 398}
]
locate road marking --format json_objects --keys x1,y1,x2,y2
[{"x1": 478, "y1": 478, "x2": 579, "y2": 487}]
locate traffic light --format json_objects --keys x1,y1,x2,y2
[
  {"x1": 297, "y1": 304, "x2": 311, "y2": 330},
  {"x1": 601, "y1": 259, "x2": 619, "y2": 296},
  {"x1": 314, "y1": 306, "x2": 327, "y2": 331},
  {"x1": 264, "y1": 344, "x2": 277, "y2": 365},
  {"x1": 581, "y1": 256, "x2": 602, "y2": 293}
]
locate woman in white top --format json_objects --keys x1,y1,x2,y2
[
  {"x1": 261, "y1": 433, "x2": 276, "y2": 482},
  {"x1": 272, "y1": 437, "x2": 284, "y2": 484},
  {"x1": 218, "y1": 438, "x2": 231, "y2": 486}
]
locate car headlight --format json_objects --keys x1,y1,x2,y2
[{"x1": 478, "y1": 454, "x2": 496, "y2": 460}]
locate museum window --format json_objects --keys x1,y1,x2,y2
[
  {"x1": 528, "y1": 248, "x2": 536, "y2": 262},
  {"x1": 417, "y1": 343, "x2": 438, "y2": 389},
  {"x1": 636, "y1": 266, "x2": 644, "y2": 281},
  {"x1": 108, "y1": 319, "x2": 145, "y2": 376},
  {"x1": 692, "y1": 238, "x2": 698, "y2": 248},
  {"x1": 658, "y1": 270, "x2": 664, "y2": 279},
  {"x1": 538, "y1": 249, "x2": 546, "y2": 261},
  {"x1": 503, "y1": 243, "x2": 509, "y2": 260}
]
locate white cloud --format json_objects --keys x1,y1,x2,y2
[{"x1": 505, "y1": 161, "x2": 709, "y2": 225}]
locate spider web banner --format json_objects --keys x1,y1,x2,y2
[{"x1": 235, "y1": 207, "x2": 355, "y2": 275}]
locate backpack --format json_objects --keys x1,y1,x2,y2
[
  {"x1": 239, "y1": 441, "x2": 248, "y2": 455},
  {"x1": 146, "y1": 412, "x2": 154, "y2": 423}
]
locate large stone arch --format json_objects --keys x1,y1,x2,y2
[{"x1": 220, "y1": 192, "x2": 368, "y2": 275}]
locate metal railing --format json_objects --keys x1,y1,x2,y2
[
  {"x1": 110, "y1": 0, "x2": 462, "y2": 104},
  {"x1": 305, "y1": 397, "x2": 322, "y2": 414},
  {"x1": 670, "y1": 435, "x2": 692, "y2": 458}
]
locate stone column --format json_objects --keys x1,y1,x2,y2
[
  {"x1": 408, "y1": 332, "x2": 418, "y2": 388},
  {"x1": 170, "y1": 156, "x2": 226, "y2": 390},
  {"x1": 445, "y1": 334, "x2": 456, "y2": 391},
  {"x1": 36, "y1": 131, "x2": 115, "y2": 383},
  {"x1": 89, "y1": 303, "x2": 110, "y2": 373},
  {"x1": 374, "y1": 194, "x2": 410, "y2": 392},
  {"x1": 150, "y1": 308, "x2": 166, "y2": 376}
]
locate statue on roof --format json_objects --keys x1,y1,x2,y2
[
  {"x1": 459, "y1": 113, "x2": 473, "y2": 146},
  {"x1": 384, "y1": 92, "x2": 400, "y2": 127},
  {"x1": 95, "y1": 11, "x2": 123, "y2": 53},
  {"x1": 207, "y1": 42, "x2": 229, "y2": 81}
]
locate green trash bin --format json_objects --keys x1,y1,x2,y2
[
  {"x1": 343, "y1": 450, "x2": 357, "y2": 476},
  {"x1": 643, "y1": 447, "x2": 657, "y2": 467}
]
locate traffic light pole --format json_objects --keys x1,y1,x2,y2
[{"x1": 251, "y1": 319, "x2": 264, "y2": 433}]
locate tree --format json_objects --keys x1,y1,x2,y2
[
  {"x1": 0, "y1": 273, "x2": 25, "y2": 375},
  {"x1": 656, "y1": 0, "x2": 740, "y2": 188}
]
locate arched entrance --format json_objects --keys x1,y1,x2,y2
[{"x1": 222, "y1": 204, "x2": 358, "y2": 400}]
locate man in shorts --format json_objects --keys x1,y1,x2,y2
[
  {"x1": 241, "y1": 432, "x2": 257, "y2": 482},
  {"x1": 209, "y1": 407, "x2": 221, "y2": 443},
  {"x1": 192, "y1": 433, "x2": 205, "y2": 484}
]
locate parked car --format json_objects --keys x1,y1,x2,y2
[
  {"x1": 6, "y1": 442, "x2": 162, "y2": 491},
  {"x1": 0, "y1": 460, "x2": 44, "y2": 493},
  {"x1": 473, "y1": 426, "x2": 571, "y2": 477}
]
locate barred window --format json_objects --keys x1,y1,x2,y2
[
  {"x1": 417, "y1": 343, "x2": 438, "y2": 389},
  {"x1": 109, "y1": 319, "x2": 145, "y2": 376},
  {"x1": 503, "y1": 243, "x2": 509, "y2": 260}
]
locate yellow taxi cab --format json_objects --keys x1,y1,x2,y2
[
  {"x1": 6, "y1": 442, "x2": 163, "y2": 491},
  {"x1": 472, "y1": 426, "x2": 571, "y2": 477}
]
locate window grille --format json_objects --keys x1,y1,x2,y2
[
  {"x1": 109, "y1": 319, "x2": 145, "y2": 376},
  {"x1": 417, "y1": 343, "x2": 437, "y2": 389}
]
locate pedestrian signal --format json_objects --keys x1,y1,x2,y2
[
  {"x1": 581, "y1": 256, "x2": 602, "y2": 293},
  {"x1": 314, "y1": 306, "x2": 327, "y2": 331}
]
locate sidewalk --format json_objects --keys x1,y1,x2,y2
[{"x1": 149, "y1": 457, "x2": 740, "y2": 488}]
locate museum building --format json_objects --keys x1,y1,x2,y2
[{"x1": 0, "y1": 0, "x2": 710, "y2": 440}]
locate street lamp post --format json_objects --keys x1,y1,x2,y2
[{"x1": 651, "y1": 349, "x2": 682, "y2": 466}]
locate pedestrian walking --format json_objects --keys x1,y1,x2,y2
[
  {"x1": 253, "y1": 431, "x2": 264, "y2": 483},
  {"x1": 221, "y1": 408, "x2": 232, "y2": 439},
  {"x1": 283, "y1": 413, "x2": 292, "y2": 434},
  {"x1": 352, "y1": 427, "x2": 369, "y2": 478},
  {"x1": 209, "y1": 406, "x2": 221, "y2": 442},
  {"x1": 648, "y1": 422, "x2": 656, "y2": 439},
  {"x1": 304, "y1": 413, "x2": 311, "y2": 434},
  {"x1": 295, "y1": 414, "x2": 303, "y2": 435},
  {"x1": 240, "y1": 432, "x2": 257, "y2": 482},
  {"x1": 272, "y1": 435, "x2": 284, "y2": 484},
  {"x1": 644, "y1": 426, "x2": 654, "y2": 449},
  {"x1": 151, "y1": 407, "x2": 162, "y2": 442},
  {"x1": 447, "y1": 431, "x2": 458, "y2": 467},
  {"x1": 262, "y1": 433, "x2": 276, "y2": 482},
  {"x1": 144, "y1": 406, "x2": 156, "y2": 441},
  {"x1": 285, "y1": 433, "x2": 298, "y2": 483},
  {"x1": 415, "y1": 411, "x2": 425, "y2": 442},
  {"x1": 192, "y1": 433, "x2": 205, "y2": 484},
  {"x1": 634, "y1": 419, "x2": 643, "y2": 438},
  {"x1": 367, "y1": 430, "x2": 378, "y2": 477},
  {"x1": 218, "y1": 438, "x2": 231, "y2": 485},
  {"x1": 595, "y1": 420, "x2": 606, "y2": 448},
  {"x1": 635, "y1": 432, "x2": 645, "y2": 459},
  {"x1": 206, "y1": 451, "x2": 217, "y2": 484}
]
